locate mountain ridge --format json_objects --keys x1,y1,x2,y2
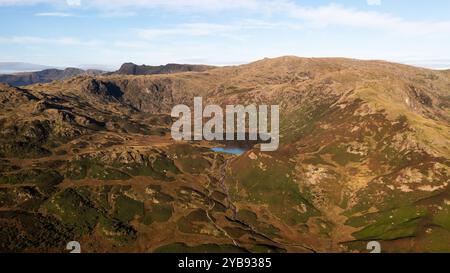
[
  {"x1": 0, "y1": 62, "x2": 217, "y2": 86},
  {"x1": 0, "y1": 67, "x2": 104, "y2": 87},
  {"x1": 113, "y1": 62, "x2": 216, "y2": 75}
]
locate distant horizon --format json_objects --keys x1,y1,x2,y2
[
  {"x1": 1, "y1": 55, "x2": 450, "y2": 75},
  {"x1": 1, "y1": 0, "x2": 450, "y2": 70}
]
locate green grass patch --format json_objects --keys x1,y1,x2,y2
[
  {"x1": 114, "y1": 195, "x2": 144, "y2": 222},
  {"x1": 142, "y1": 204, "x2": 173, "y2": 225},
  {"x1": 44, "y1": 188, "x2": 100, "y2": 235},
  {"x1": 347, "y1": 206, "x2": 427, "y2": 240},
  {"x1": 321, "y1": 144, "x2": 363, "y2": 166},
  {"x1": 433, "y1": 204, "x2": 450, "y2": 231},
  {"x1": 230, "y1": 156, "x2": 319, "y2": 226}
]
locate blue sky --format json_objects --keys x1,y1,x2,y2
[{"x1": 0, "y1": 0, "x2": 449, "y2": 70}]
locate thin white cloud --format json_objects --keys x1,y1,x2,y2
[
  {"x1": 82, "y1": 0, "x2": 261, "y2": 11},
  {"x1": 136, "y1": 23, "x2": 234, "y2": 40},
  {"x1": 35, "y1": 11, "x2": 73, "y2": 16},
  {"x1": 98, "y1": 10, "x2": 136, "y2": 17},
  {"x1": 274, "y1": 3, "x2": 450, "y2": 36},
  {"x1": 0, "y1": 0, "x2": 51, "y2": 5},
  {"x1": 113, "y1": 41, "x2": 151, "y2": 49},
  {"x1": 0, "y1": 0, "x2": 261, "y2": 10},
  {"x1": 66, "y1": 0, "x2": 80, "y2": 6},
  {"x1": 136, "y1": 20, "x2": 302, "y2": 40},
  {"x1": 366, "y1": 0, "x2": 381, "y2": 6},
  {"x1": 0, "y1": 35, "x2": 100, "y2": 46},
  {"x1": 1, "y1": 1, "x2": 445, "y2": 37}
]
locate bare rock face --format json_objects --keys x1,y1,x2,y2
[
  {"x1": 115, "y1": 62, "x2": 215, "y2": 75},
  {"x1": 74, "y1": 75, "x2": 214, "y2": 113},
  {"x1": 116, "y1": 63, "x2": 139, "y2": 75},
  {"x1": 117, "y1": 78, "x2": 176, "y2": 113},
  {"x1": 115, "y1": 150, "x2": 148, "y2": 164},
  {"x1": 82, "y1": 78, "x2": 123, "y2": 100}
]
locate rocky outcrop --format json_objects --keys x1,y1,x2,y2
[
  {"x1": 0, "y1": 83, "x2": 38, "y2": 104},
  {"x1": 115, "y1": 62, "x2": 214, "y2": 75},
  {"x1": 82, "y1": 79, "x2": 123, "y2": 100}
]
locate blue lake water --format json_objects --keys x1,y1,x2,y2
[{"x1": 210, "y1": 147, "x2": 246, "y2": 155}]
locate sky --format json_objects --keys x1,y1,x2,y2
[{"x1": 0, "y1": 0, "x2": 449, "y2": 70}]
